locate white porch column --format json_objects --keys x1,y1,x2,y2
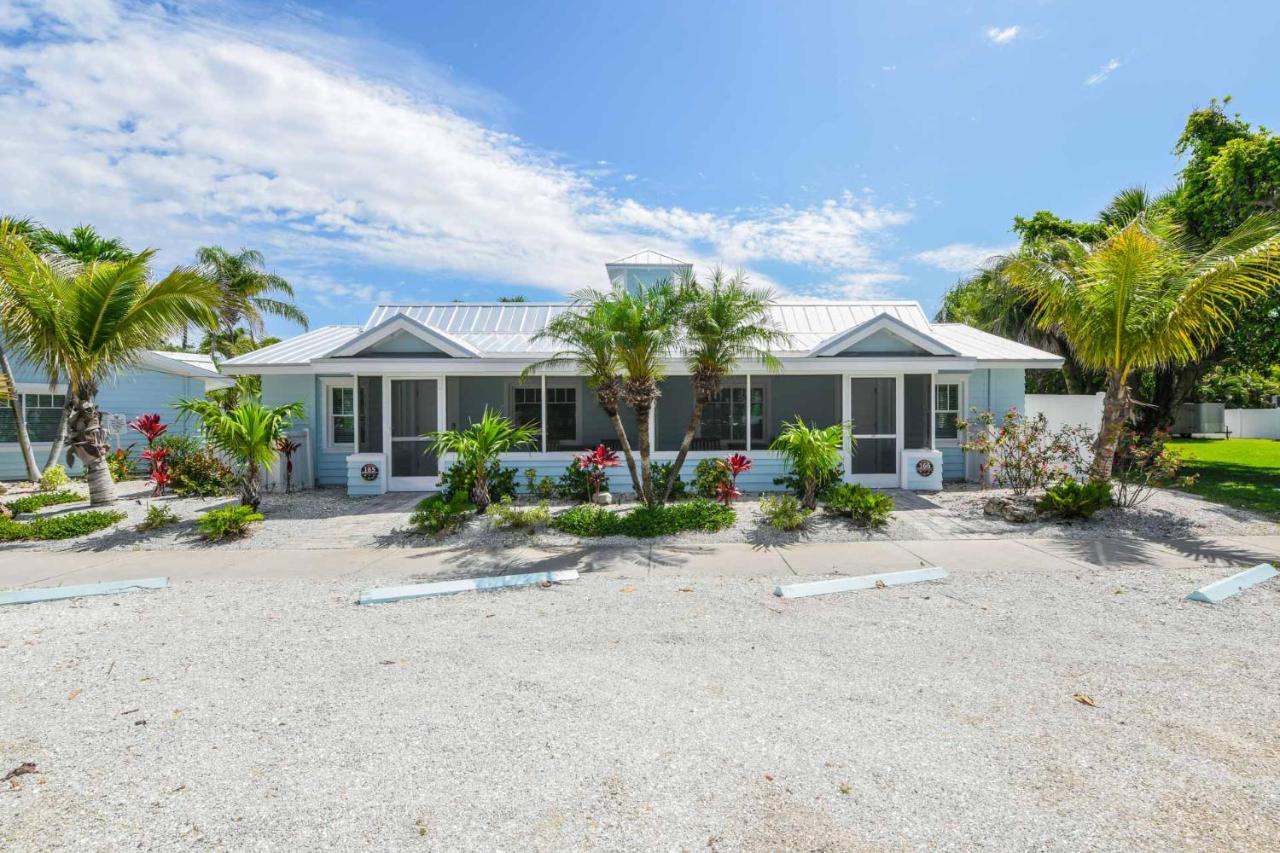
[
  {"x1": 352, "y1": 374, "x2": 359, "y2": 451},
  {"x1": 840, "y1": 373, "x2": 852, "y2": 480},
  {"x1": 540, "y1": 373, "x2": 548, "y2": 453},
  {"x1": 744, "y1": 373, "x2": 752, "y2": 452}
]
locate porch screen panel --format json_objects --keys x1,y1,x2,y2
[
  {"x1": 579, "y1": 391, "x2": 638, "y2": 453},
  {"x1": 358, "y1": 377, "x2": 383, "y2": 453},
  {"x1": 447, "y1": 377, "x2": 510, "y2": 431},
  {"x1": 903, "y1": 374, "x2": 932, "y2": 450},
  {"x1": 849, "y1": 377, "x2": 896, "y2": 475},
  {"x1": 390, "y1": 379, "x2": 438, "y2": 477},
  {"x1": 765, "y1": 375, "x2": 840, "y2": 446}
]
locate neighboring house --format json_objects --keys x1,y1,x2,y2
[
  {"x1": 0, "y1": 351, "x2": 232, "y2": 479},
  {"x1": 223, "y1": 251, "x2": 1062, "y2": 495}
]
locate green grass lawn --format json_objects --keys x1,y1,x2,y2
[{"x1": 1167, "y1": 438, "x2": 1280, "y2": 518}]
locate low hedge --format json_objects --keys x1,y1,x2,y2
[
  {"x1": 0, "y1": 510, "x2": 127, "y2": 542},
  {"x1": 4, "y1": 489, "x2": 82, "y2": 515},
  {"x1": 552, "y1": 498, "x2": 735, "y2": 539}
]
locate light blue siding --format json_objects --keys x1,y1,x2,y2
[
  {"x1": 259, "y1": 374, "x2": 325, "y2": 486},
  {"x1": 941, "y1": 447, "x2": 964, "y2": 480}
]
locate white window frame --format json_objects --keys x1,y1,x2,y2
[
  {"x1": 694, "y1": 380, "x2": 766, "y2": 447},
  {"x1": 0, "y1": 391, "x2": 67, "y2": 446},
  {"x1": 507, "y1": 377, "x2": 581, "y2": 449},
  {"x1": 934, "y1": 380, "x2": 964, "y2": 447},
  {"x1": 322, "y1": 378, "x2": 355, "y2": 452}
]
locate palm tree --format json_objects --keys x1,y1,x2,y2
[
  {"x1": 196, "y1": 246, "x2": 308, "y2": 343},
  {"x1": 37, "y1": 224, "x2": 133, "y2": 263},
  {"x1": 0, "y1": 241, "x2": 220, "y2": 505},
  {"x1": 661, "y1": 269, "x2": 788, "y2": 502},
  {"x1": 611, "y1": 281, "x2": 681, "y2": 506},
  {"x1": 770, "y1": 418, "x2": 846, "y2": 510},
  {"x1": 175, "y1": 398, "x2": 305, "y2": 509},
  {"x1": 424, "y1": 408, "x2": 539, "y2": 512},
  {"x1": 0, "y1": 217, "x2": 43, "y2": 481},
  {"x1": 525, "y1": 293, "x2": 643, "y2": 495},
  {"x1": 1004, "y1": 204, "x2": 1280, "y2": 478}
]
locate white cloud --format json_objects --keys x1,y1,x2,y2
[
  {"x1": 985, "y1": 25, "x2": 1020, "y2": 45},
  {"x1": 1085, "y1": 58, "x2": 1122, "y2": 86},
  {"x1": 913, "y1": 243, "x2": 1014, "y2": 274},
  {"x1": 0, "y1": 0, "x2": 913, "y2": 303}
]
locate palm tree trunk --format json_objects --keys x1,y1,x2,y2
[
  {"x1": 601, "y1": 403, "x2": 643, "y2": 496},
  {"x1": 0, "y1": 346, "x2": 40, "y2": 481},
  {"x1": 243, "y1": 460, "x2": 261, "y2": 510},
  {"x1": 662, "y1": 396, "x2": 706, "y2": 503},
  {"x1": 66, "y1": 386, "x2": 118, "y2": 506},
  {"x1": 44, "y1": 401, "x2": 70, "y2": 470},
  {"x1": 635, "y1": 401, "x2": 655, "y2": 506},
  {"x1": 472, "y1": 466, "x2": 490, "y2": 513},
  {"x1": 1092, "y1": 370, "x2": 1131, "y2": 481}
]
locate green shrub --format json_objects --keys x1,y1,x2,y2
[
  {"x1": 137, "y1": 503, "x2": 179, "y2": 531},
  {"x1": 408, "y1": 492, "x2": 474, "y2": 536},
  {"x1": 0, "y1": 510, "x2": 126, "y2": 542},
  {"x1": 537, "y1": 475, "x2": 556, "y2": 499},
  {"x1": 555, "y1": 459, "x2": 593, "y2": 501},
  {"x1": 823, "y1": 483, "x2": 894, "y2": 527},
  {"x1": 196, "y1": 505, "x2": 264, "y2": 541},
  {"x1": 153, "y1": 433, "x2": 201, "y2": 460},
  {"x1": 692, "y1": 458, "x2": 730, "y2": 498},
  {"x1": 440, "y1": 461, "x2": 517, "y2": 504},
  {"x1": 39, "y1": 464, "x2": 69, "y2": 491},
  {"x1": 169, "y1": 449, "x2": 236, "y2": 497},
  {"x1": 107, "y1": 447, "x2": 136, "y2": 482},
  {"x1": 1036, "y1": 477, "x2": 1113, "y2": 519},
  {"x1": 552, "y1": 498, "x2": 735, "y2": 538},
  {"x1": 759, "y1": 493, "x2": 810, "y2": 531},
  {"x1": 523, "y1": 467, "x2": 539, "y2": 495},
  {"x1": 490, "y1": 498, "x2": 552, "y2": 530},
  {"x1": 5, "y1": 489, "x2": 81, "y2": 514},
  {"x1": 772, "y1": 465, "x2": 844, "y2": 502},
  {"x1": 651, "y1": 461, "x2": 687, "y2": 500}
]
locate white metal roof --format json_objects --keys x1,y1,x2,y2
[
  {"x1": 224, "y1": 303, "x2": 1061, "y2": 367},
  {"x1": 140, "y1": 350, "x2": 234, "y2": 386},
  {"x1": 605, "y1": 249, "x2": 690, "y2": 267}
]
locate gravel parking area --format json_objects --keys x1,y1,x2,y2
[
  {"x1": 2, "y1": 565, "x2": 1278, "y2": 850},
  {"x1": 6, "y1": 478, "x2": 1275, "y2": 553}
]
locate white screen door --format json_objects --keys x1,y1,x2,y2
[{"x1": 388, "y1": 379, "x2": 439, "y2": 490}]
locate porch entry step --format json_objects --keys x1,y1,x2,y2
[
  {"x1": 358, "y1": 569, "x2": 579, "y2": 605},
  {"x1": 1186, "y1": 563, "x2": 1277, "y2": 604},
  {"x1": 0, "y1": 577, "x2": 168, "y2": 607},
  {"x1": 774, "y1": 567, "x2": 947, "y2": 599}
]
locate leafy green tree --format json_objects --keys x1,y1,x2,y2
[
  {"x1": 37, "y1": 224, "x2": 133, "y2": 263},
  {"x1": 0, "y1": 217, "x2": 44, "y2": 480},
  {"x1": 0, "y1": 242, "x2": 220, "y2": 505},
  {"x1": 176, "y1": 398, "x2": 304, "y2": 509},
  {"x1": 1002, "y1": 197, "x2": 1280, "y2": 478},
  {"x1": 195, "y1": 246, "x2": 308, "y2": 344},
  {"x1": 661, "y1": 269, "x2": 788, "y2": 502},
  {"x1": 424, "y1": 408, "x2": 539, "y2": 512}
]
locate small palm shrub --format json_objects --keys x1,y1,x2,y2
[
  {"x1": 425, "y1": 408, "x2": 539, "y2": 512},
  {"x1": 490, "y1": 498, "x2": 552, "y2": 530},
  {"x1": 408, "y1": 492, "x2": 473, "y2": 535},
  {"x1": 760, "y1": 494, "x2": 810, "y2": 531},
  {"x1": 823, "y1": 483, "x2": 894, "y2": 527},
  {"x1": 1036, "y1": 477, "x2": 1113, "y2": 519},
  {"x1": 5, "y1": 489, "x2": 81, "y2": 514},
  {"x1": 177, "y1": 399, "x2": 305, "y2": 510},
  {"x1": 770, "y1": 419, "x2": 847, "y2": 510},
  {"x1": 39, "y1": 463, "x2": 69, "y2": 491},
  {"x1": 137, "y1": 503, "x2": 179, "y2": 531},
  {"x1": 196, "y1": 505, "x2": 264, "y2": 541},
  {"x1": 0, "y1": 510, "x2": 126, "y2": 542},
  {"x1": 692, "y1": 458, "x2": 730, "y2": 498},
  {"x1": 440, "y1": 461, "x2": 518, "y2": 505}
]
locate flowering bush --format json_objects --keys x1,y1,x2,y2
[
  {"x1": 141, "y1": 446, "x2": 170, "y2": 496},
  {"x1": 107, "y1": 446, "x2": 135, "y2": 482},
  {"x1": 959, "y1": 408, "x2": 1095, "y2": 496},
  {"x1": 574, "y1": 444, "x2": 620, "y2": 501},
  {"x1": 129, "y1": 413, "x2": 169, "y2": 489},
  {"x1": 274, "y1": 436, "x2": 302, "y2": 493},
  {"x1": 1112, "y1": 429, "x2": 1196, "y2": 508},
  {"x1": 715, "y1": 453, "x2": 751, "y2": 506}
]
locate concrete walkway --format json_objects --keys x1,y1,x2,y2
[{"x1": 2, "y1": 534, "x2": 1278, "y2": 590}]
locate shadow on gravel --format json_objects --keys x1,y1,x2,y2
[
  {"x1": 1051, "y1": 534, "x2": 1272, "y2": 569},
  {"x1": 398, "y1": 540, "x2": 655, "y2": 582}
]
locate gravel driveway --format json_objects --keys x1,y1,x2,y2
[{"x1": 2, "y1": 564, "x2": 1277, "y2": 850}]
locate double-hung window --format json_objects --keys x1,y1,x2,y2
[
  {"x1": 328, "y1": 385, "x2": 354, "y2": 448},
  {"x1": 0, "y1": 393, "x2": 66, "y2": 444},
  {"x1": 512, "y1": 384, "x2": 578, "y2": 449},
  {"x1": 697, "y1": 386, "x2": 764, "y2": 446},
  {"x1": 934, "y1": 383, "x2": 961, "y2": 442}
]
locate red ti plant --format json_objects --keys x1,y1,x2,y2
[
  {"x1": 575, "y1": 444, "x2": 620, "y2": 501},
  {"x1": 129, "y1": 413, "x2": 168, "y2": 480},
  {"x1": 716, "y1": 452, "x2": 751, "y2": 506},
  {"x1": 140, "y1": 447, "x2": 170, "y2": 496},
  {"x1": 275, "y1": 437, "x2": 302, "y2": 493}
]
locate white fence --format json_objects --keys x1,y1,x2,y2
[
  {"x1": 1024, "y1": 393, "x2": 1105, "y2": 435},
  {"x1": 1225, "y1": 408, "x2": 1280, "y2": 439}
]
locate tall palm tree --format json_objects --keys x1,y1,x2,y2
[
  {"x1": 175, "y1": 398, "x2": 305, "y2": 510},
  {"x1": 525, "y1": 293, "x2": 643, "y2": 495},
  {"x1": 1004, "y1": 205, "x2": 1280, "y2": 478},
  {"x1": 611, "y1": 281, "x2": 681, "y2": 506},
  {"x1": 661, "y1": 269, "x2": 789, "y2": 502},
  {"x1": 0, "y1": 241, "x2": 220, "y2": 505},
  {"x1": 196, "y1": 246, "x2": 308, "y2": 342},
  {"x1": 38, "y1": 224, "x2": 133, "y2": 263},
  {"x1": 0, "y1": 217, "x2": 43, "y2": 480}
]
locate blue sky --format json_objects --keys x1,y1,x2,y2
[{"x1": 2, "y1": 0, "x2": 1278, "y2": 337}]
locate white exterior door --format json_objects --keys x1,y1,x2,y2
[
  {"x1": 386, "y1": 377, "x2": 441, "y2": 491},
  {"x1": 847, "y1": 376, "x2": 901, "y2": 488}
]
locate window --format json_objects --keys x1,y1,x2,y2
[
  {"x1": 512, "y1": 384, "x2": 578, "y2": 448},
  {"x1": 0, "y1": 393, "x2": 66, "y2": 443},
  {"x1": 697, "y1": 386, "x2": 764, "y2": 446},
  {"x1": 935, "y1": 383, "x2": 961, "y2": 441},
  {"x1": 328, "y1": 385, "x2": 354, "y2": 447}
]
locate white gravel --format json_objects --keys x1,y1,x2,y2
[
  {"x1": 2, "y1": 566, "x2": 1278, "y2": 850},
  {"x1": 6, "y1": 478, "x2": 1275, "y2": 553}
]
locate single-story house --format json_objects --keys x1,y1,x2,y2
[
  {"x1": 222, "y1": 251, "x2": 1062, "y2": 495},
  {"x1": 0, "y1": 350, "x2": 233, "y2": 479}
]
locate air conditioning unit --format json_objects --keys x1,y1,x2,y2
[{"x1": 901, "y1": 449, "x2": 943, "y2": 491}]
